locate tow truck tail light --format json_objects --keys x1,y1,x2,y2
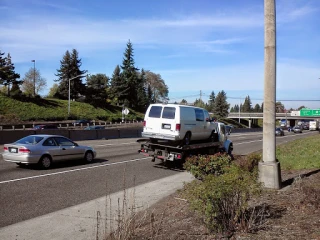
[
  {"x1": 19, "y1": 147, "x2": 31, "y2": 153},
  {"x1": 4, "y1": 146, "x2": 8, "y2": 151},
  {"x1": 176, "y1": 124, "x2": 181, "y2": 131},
  {"x1": 176, "y1": 154, "x2": 182, "y2": 159}
]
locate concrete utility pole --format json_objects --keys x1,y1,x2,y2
[{"x1": 259, "y1": 0, "x2": 281, "y2": 189}]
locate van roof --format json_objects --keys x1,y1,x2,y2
[{"x1": 149, "y1": 103, "x2": 205, "y2": 109}]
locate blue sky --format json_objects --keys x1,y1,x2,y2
[{"x1": 1, "y1": 0, "x2": 319, "y2": 109}]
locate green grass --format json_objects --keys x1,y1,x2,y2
[
  {"x1": 276, "y1": 134, "x2": 320, "y2": 170},
  {"x1": 0, "y1": 94, "x2": 144, "y2": 122}
]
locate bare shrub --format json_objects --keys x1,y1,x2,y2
[
  {"x1": 300, "y1": 174, "x2": 320, "y2": 209},
  {"x1": 236, "y1": 152, "x2": 261, "y2": 173}
]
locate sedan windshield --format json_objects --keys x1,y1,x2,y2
[{"x1": 15, "y1": 136, "x2": 44, "y2": 145}]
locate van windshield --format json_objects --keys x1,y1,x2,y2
[{"x1": 162, "y1": 107, "x2": 175, "y2": 119}]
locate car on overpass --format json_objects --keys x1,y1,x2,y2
[
  {"x1": 33, "y1": 124, "x2": 58, "y2": 130},
  {"x1": 293, "y1": 125, "x2": 303, "y2": 133},
  {"x1": 2, "y1": 134, "x2": 96, "y2": 169},
  {"x1": 275, "y1": 127, "x2": 284, "y2": 136}
]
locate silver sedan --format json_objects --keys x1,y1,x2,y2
[{"x1": 2, "y1": 134, "x2": 96, "y2": 169}]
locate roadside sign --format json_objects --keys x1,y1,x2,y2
[
  {"x1": 300, "y1": 109, "x2": 320, "y2": 117},
  {"x1": 122, "y1": 108, "x2": 129, "y2": 115}
]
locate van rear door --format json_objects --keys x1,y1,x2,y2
[
  {"x1": 158, "y1": 106, "x2": 177, "y2": 136},
  {"x1": 144, "y1": 105, "x2": 163, "y2": 134}
]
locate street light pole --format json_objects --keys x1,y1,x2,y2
[
  {"x1": 238, "y1": 98, "x2": 241, "y2": 123},
  {"x1": 68, "y1": 74, "x2": 87, "y2": 115},
  {"x1": 31, "y1": 60, "x2": 36, "y2": 96}
]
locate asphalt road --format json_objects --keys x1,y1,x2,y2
[{"x1": 0, "y1": 130, "x2": 317, "y2": 228}]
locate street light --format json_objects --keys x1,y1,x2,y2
[
  {"x1": 31, "y1": 60, "x2": 36, "y2": 96},
  {"x1": 68, "y1": 74, "x2": 87, "y2": 115}
]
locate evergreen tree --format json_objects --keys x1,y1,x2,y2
[
  {"x1": 0, "y1": 52, "x2": 21, "y2": 96},
  {"x1": 207, "y1": 91, "x2": 215, "y2": 112},
  {"x1": 109, "y1": 65, "x2": 127, "y2": 104},
  {"x1": 135, "y1": 69, "x2": 148, "y2": 111},
  {"x1": 253, "y1": 103, "x2": 261, "y2": 112},
  {"x1": 242, "y1": 95, "x2": 252, "y2": 112},
  {"x1": 120, "y1": 40, "x2": 139, "y2": 108},
  {"x1": 180, "y1": 99, "x2": 188, "y2": 105},
  {"x1": 213, "y1": 90, "x2": 230, "y2": 118},
  {"x1": 10, "y1": 81, "x2": 22, "y2": 96},
  {"x1": 230, "y1": 106, "x2": 234, "y2": 112},
  {"x1": 233, "y1": 104, "x2": 239, "y2": 113},
  {"x1": 85, "y1": 74, "x2": 109, "y2": 105},
  {"x1": 0, "y1": 50, "x2": 6, "y2": 82},
  {"x1": 54, "y1": 49, "x2": 87, "y2": 100},
  {"x1": 194, "y1": 98, "x2": 206, "y2": 108}
]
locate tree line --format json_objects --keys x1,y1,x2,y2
[
  {"x1": 0, "y1": 42, "x2": 307, "y2": 116},
  {"x1": 0, "y1": 41, "x2": 169, "y2": 112}
]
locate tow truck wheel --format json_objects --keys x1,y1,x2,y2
[{"x1": 183, "y1": 132, "x2": 191, "y2": 145}]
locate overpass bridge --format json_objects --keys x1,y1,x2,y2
[
  {"x1": 227, "y1": 112, "x2": 318, "y2": 120},
  {"x1": 227, "y1": 112, "x2": 319, "y2": 128}
]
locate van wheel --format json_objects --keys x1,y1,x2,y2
[{"x1": 183, "y1": 132, "x2": 191, "y2": 145}]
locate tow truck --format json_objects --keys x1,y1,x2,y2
[{"x1": 138, "y1": 122, "x2": 233, "y2": 164}]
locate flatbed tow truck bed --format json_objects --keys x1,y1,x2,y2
[{"x1": 137, "y1": 138, "x2": 224, "y2": 162}]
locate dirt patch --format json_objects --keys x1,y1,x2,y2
[{"x1": 129, "y1": 164, "x2": 320, "y2": 239}]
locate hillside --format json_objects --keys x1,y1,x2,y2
[{"x1": 0, "y1": 94, "x2": 144, "y2": 123}]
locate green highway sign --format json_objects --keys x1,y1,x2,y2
[{"x1": 300, "y1": 109, "x2": 320, "y2": 117}]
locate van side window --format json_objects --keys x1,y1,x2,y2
[
  {"x1": 195, "y1": 109, "x2": 204, "y2": 121},
  {"x1": 149, "y1": 106, "x2": 162, "y2": 118},
  {"x1": 204, "y1": 110, "x2": 210, "y2": 121},
  {"x1": 162, "y1": 107, "x2": 175, "y2": 119}
]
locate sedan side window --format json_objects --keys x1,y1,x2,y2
[
  {"x1": 54, "y1": 137, "x2": 75, "y2": 146},
  {"x1": 43, "y1": 138, "x2": 57, "y2": 146}
]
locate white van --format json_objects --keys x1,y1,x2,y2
[{"x1": 142, "y1": 104, "x2": 218, "y2": 144}]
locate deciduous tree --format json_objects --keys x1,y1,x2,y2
[
  {"x1": 145, "y1": 70, "x2": 168, "y2": 103},
  {"x1": 21, "y1": 67, "x2": 47, "y2": 96},
  {"x1": 47, "y1": 83, "x2": 59, "y2": 98}
]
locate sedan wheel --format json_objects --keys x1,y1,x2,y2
[
  {"x1": 84, "y1": 151, "x2": 94, "y2": 163},
  {"x1": 39, "y1": 156, "x2": 52, "y2": 169}
]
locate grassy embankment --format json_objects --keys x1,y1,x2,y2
[
  {"x1": 0, "y1": 94, "x2": 144, "y2": 123},
  {"x1": 277, "y1": 133, "x2": 320, "y2": 170}
]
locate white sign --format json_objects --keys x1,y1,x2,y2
[{"x1": 122, "y1": 108, "x2": 129, "y2": 115}]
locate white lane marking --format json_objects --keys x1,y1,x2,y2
[
  {"x1": 234, "y1": 131, "x2": 313, "y2": 145},
  {"x1": 235, "y1": 140, "x2": 261, "y2": 145},
  {"x1": 0, "y1": 157, "x2": 151, "y2": 185}
]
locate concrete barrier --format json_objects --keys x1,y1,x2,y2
[
  {"x1": 0, "y1": 127, "x2": 261, "y2": 144},
  {"x1": 0, "y1": 127, "x2": 144, "y2": 144},
  {"x1": 0, "y1": 130, "x2": 35, "y2": 144}
]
